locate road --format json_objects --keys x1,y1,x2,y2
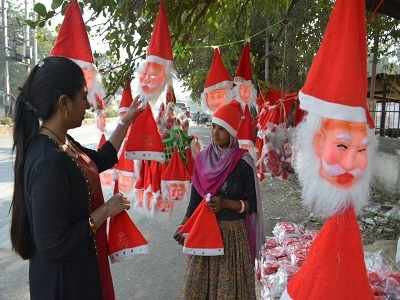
[{"x1": 0, "y1": 121, "x2": 212, "y2": 300}]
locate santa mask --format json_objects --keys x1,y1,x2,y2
[
  {"x1": 314, "y1": 119, "x2": 368, "y2": 188},
  {"x1": 81, "y1": 66, "x2": 105, "y2": 109},
  {"x1": 138, "y1": 61, "x2": 167, "y2": 100},
  {"x1": 167, "y1": 182, "x2": 187, "y2": 201},
  {"x1": 205, "y1": 88, "x2": 228, "y2": 112},
  {"x1": 294, "y1": 113, "x2": 376, "y2": 218}
]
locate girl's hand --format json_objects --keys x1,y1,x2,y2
[
  {"x1": 121, "y1": 96, "x2": 145, "y2": 124},
  {"x1": 208, "y1": 196, "x2": 224, "y2": 213},
  {"x1": 106, "y1": 193, "x2": 130, "y2": 218}
]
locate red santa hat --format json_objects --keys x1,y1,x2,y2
[
  {"x1": 119, "y1": 80, "x2": 133, "y2": 114},
  {"x1": 125, "y1": 104, "x2": 165, "y2": 162},
  {"x1": 185, "y1": 148, "x2": 194, "y2": 176},
  {"x1": 97, "y1": 133, "x2": 107, "y2": 150},
  {"x1": 161, "y1": 151, "x2": 191, "y2": 202},
  {"x1": 238, "y1": 105, "x2": 255, "y2": 146},
  {"x1": 50, "y1": 0, "x2": 104, "y2": 109},
  {"x1": 212, "y1": 100, "x2": 243, "y2": 138},
  {"x1": 115, "y1": 142, "x2": 134, "y2": 177},
  {"x1": 181, "y1": 198, "x2": 224, "y2": 256},
  {"x1": 108, "y1": 180, "x2": 149, "y2": 263},
  {"x1": 234, "y1": 42, "x2": 252, "y2": 83},
  {"x1": 282, "y1": 207, "x2": 374, "y2": 300},
  {"x1": 204, "y1": 48, "x2": 232, "y2": 93},
  {"x1": 298, "y1": 0, "x2": 374, "y2": 128},
  {"x1": 165, "y1": 82, "x2": 176, "y2": 104},
  {"x1": 146, "y1": 0, "x2": 173, "y2": 69}
]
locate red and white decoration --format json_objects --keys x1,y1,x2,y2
[
  {"x1": 50, "y1": 0, "x2": 105, "y2": 111},
  {"x1": 201, "y1": 48, "x2": 233, "y2": 113},
  {"x1": 179, "y1": 195, "x2": 224, "y2": 256},
  {"x1": 125, "y1": 105, "x2": 165, "y2": 162},
  {"x1": 108, "y1": 180, "x2": 149, "y2": 263}
]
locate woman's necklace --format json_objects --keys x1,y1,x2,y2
[{"x1": 41, "y1": 126, "x2": 78, "y2": 159}]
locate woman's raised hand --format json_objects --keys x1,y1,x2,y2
[
  {"x1": 121, "y1": 95, "x2": 146, "y2": 124},
  {"x1": 106, "y1": 193, "x2": 131, "y2": 218}
]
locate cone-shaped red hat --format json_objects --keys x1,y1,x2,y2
[
  {"x1": 119, "y1": 80, "x2": 133, "y2": 113},
  {"x1": 204, "y1": 48, "x2": 232, "y2": 91},
  {"x1": 182, "y1": 199, "x2": 224, "y2": 256},
  {"x1": 125, "y1": 105, "x2": 165, "y2": 162},
  {"x1": 282, "y1": 207, "x2": 374, "y2": 300},
  {"x1": 50, "y1": 0, "x2": 93, "y2": 63},
  {"x1": 235, "y1": 42, "x2": 252, "y2": 82},
  {"x1": 299, "y1": 0, "x2": 374, "y2": 128},
  {"x1": 115, "y1": 142, "x2": 134, "y2": 176},
  {"x1": 212, "y1": 100, "x2": 242, "y2": 137},
  {"x1": 161, "y1": 151, "x2": 190, "y2": 181},
  {"x1": 165, "y1": 83, "x2": 176, "y2": 104},
  {"x1": 147, "y1": 0, "x2": 173, "y2": 62},
  {"x1": 238, "y1": 105, "x2": 254, "y2": 144},
  {"x1": 97, "y1": 133, "x2": 107, "y2": 150}
]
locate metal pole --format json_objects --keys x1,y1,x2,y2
[
  {"x1": 24, "y1": 0, "x2": 31, "y2": 71},
  {"x1": 32, "y1": 0, "x2": 37, "y2": 64},
  {"x1": 1, "y1": 0, "x2": 10, "y2": 116},
  {"x1": 265, "y1": 31, "x2": 269, "y2": 83},
  {"x1": 380, "y1": 75, "x2": 387, "y2": 137}
]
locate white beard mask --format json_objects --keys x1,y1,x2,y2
[{"x1": 294, "y1": 113, "x2": 377, "y2": 218}]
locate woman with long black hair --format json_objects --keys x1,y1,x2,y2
[{"x1": 10, "y1": 56, "x2": 143, "y2": 300}]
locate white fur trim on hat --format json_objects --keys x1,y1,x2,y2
[
  {"x1": 182, "y1": 247, "x2": 224, "y2": 256},
  {"x1": 212, "y1": 117, "x2": 237, "y2": 137},
  {"x1": 109, "y1": 244, "x2": 149, "y2": 263},
  {"x1": 204, "y1": 80, "x2": 233, "y2": 93},
  {"x1": 299, "y1": 90, "x2": 367, "y2": 123},
  {"x1": 125, "y1": 151, "x2": 165, "y2": 163}
]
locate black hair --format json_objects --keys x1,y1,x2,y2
[{"x1": 10, "y1": 56, "x2": 85, "y2": 259}]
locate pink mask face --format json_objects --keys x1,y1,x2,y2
[
  {"x1": 138, "y1": 62, "x2": 166, "y2": 95},
  {"x1": 82, "y1": 68, "x2": 95, "y2": 89},
  {"x1": 313, "y1": 119, "x2": 369, "y2": 188},
  {"x1": 168, "y1": 183, "x2": 187, "y2": 200},
  {"x1": 206, "y1": 88, "x2": 227, "y2": 112},
  {"x1": 239, "y1": 83, "x2": 252, "y2": 103}
]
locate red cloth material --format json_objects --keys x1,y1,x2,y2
[
  {"x1": 50, "y1": 0, "x2": 93, "y2": 62},
  {"x1": 205, "y1": 48, "x2": 232, "y2": 88},
  {"x1": 235, "y1": 42, "x2": 252, "y2": 81},
  {"x1": 147, "y1": 0, "x2": 173, "y2": 60},
  {"x1": 74, "y1": 149, "x2": 115, "y2": 300},
  {"x1": 119, "y1": 81, "x2": 133, "y2": 111},
  {"x1": 287, "y1": 207, "x2": 374, "y2": 300},
  {"x1": 238, "y1": 105, "x2": 255, "y2": 143}
]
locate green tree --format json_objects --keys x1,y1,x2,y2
[{"x1": 28, "y1": 0, "x2": 400, "y2": 103}]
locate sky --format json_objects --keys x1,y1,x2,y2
[{"x1": 38, "y1": 0, "x2": 194, "y2": 107}]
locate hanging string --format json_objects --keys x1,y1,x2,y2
[{"x1": 187, "y1": 19, "x2": 286, "y2": 49}]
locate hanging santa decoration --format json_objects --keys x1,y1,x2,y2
[
  {"x1": 108, "y1": 180, "x2": 149, "y2": 263},
  {"x1": 281, "y1": 0, "x2": 375, "y2": 299},
  {"x1": 201, "y1": 48, "x2": 233, "y2": 113},
  {"x1": 50, "y1": 0, "x2": 105, "y2": 113}
]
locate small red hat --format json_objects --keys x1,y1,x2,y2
[
  {"x1": 182, "y1": 198, "x2": 224, "y2": 256},
  {"x1": 238, "y1": 105, "x2": 255, "y2": 145},
  {"x1": 146, "y1": 0, "x2": 173, "y2": 65},
  {"x1": 97, "y1": 133, "x2": 107, "y2": 150},
  {"x1": 212, "y1": 100, "x2": 243, "y2": 137},
  {"x1": 50, "y1": 0, "x2": 93, "y2": 63},
  {"x1": 299, "y1": 0, "x2": 374, "y2": 128},
  {"x1": 108, "y1": 181, "x2": 149, "y2": 263},
  {"x1": 234, "y1": 42, "x2": 252, "y2": 82},
  {"x1": 178, "y1": 198, "x2": 204, "y2": 235},
  {"x1": 125, "y1": 105, "x2": 165, "y2": 162},
  {"x1": 165, "y1": 82, "x2": 176, "y2": 104},
  {"x1": 119, "y1": 80, "x2": 133, "y2": 114},
  {"x1": 204, "y1": 48, "x2": 232, "y2": 93},
  {"x1": 115, "y1": 142, "x2": 134, "y2": 177},
  {"x1": 283, "y1": 207, "x2": 374, "y2": 300},
  {"x1": 161, "y1": 151, "x2": 191, "y2": 202}
]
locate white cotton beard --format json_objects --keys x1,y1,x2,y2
[{"x1": 294, "y1": 113, "x2": 377, "y2": 218}]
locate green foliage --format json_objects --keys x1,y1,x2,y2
[{"x1": 27, "y1": 0, "x2": 400, "y2": 104}]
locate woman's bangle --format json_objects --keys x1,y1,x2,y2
[
  {"x1": 88, "y1": 216, "x2": 97, "y2": 234},
  {"x1": 239, "y1": 200, "x2": 245, "y2": 214}
]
